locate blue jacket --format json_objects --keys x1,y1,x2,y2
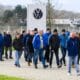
[
  {"x1": 43, "y1": 32, "x2": 51, "y2": 47},
  {"x1": 67, "y1": 38, "x2": 78, "y2": 57},
  {"x1": 0, "y1": 34, "x2": 4, "y2": 48},
  {"x1": 59, "y1": 34, "x2": 68, "y2": 48},
  {"x1": 33, "y1": 34, "x2": 44, "y2": 49}
]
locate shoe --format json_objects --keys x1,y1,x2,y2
[
  {"x1": 72, "y1": 64, "x2": 75, "y2": 68},
  {"x1": 43, "y1": 65, "x2": 48, "y2": 69},
  {"x1": 5, "y1": 57, "x2": 8, "y2": 59},
  {"x1": 50, "y1": 65, "x2": 52, "y2": 68},
  {"x1": 57, "y1": 65, "x2": 62, "y2": 68},
  {"x1": 14, "y1": 64, "x2": 17, "y2": 67},
  {"x1": 64, "y1": 64, "x2": 66, "y2": 66},
  {"x1": 0, "y1": 59, "x2": 4, "y2": 61},
  {"x1": 17, "y1": 65, "x2": 21, "y2": 68},
  {"x1": 35, "y1": 65, "x2": 38, "y2": 69},
  {"x1": 9, "y1": 57, "x2": 13, "y2": 59},
  {"x1": 28, "y1": 62, "x2": 31, "y2": 66},
  {"x1": 67, "y1": 73, "x2": 71, "y2": 76}
]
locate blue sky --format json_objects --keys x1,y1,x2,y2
[{"x1": 0, "y1": 0, "x2": 80, "y2": 12}]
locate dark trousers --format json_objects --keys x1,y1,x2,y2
[
  {"x1": 78, "y1": 52, "x2": 80, "y2": 64},
  {"x1": 5, "y1": 46, "x2": 12, "y2": 59},
  {"x1": 49, "y1": 49, "x2": 60, "y2": 67},
  {"x1": 24, "y1": 47, "x2": 28, "y2": 61},
  {"x1": 60, "y1": 47, "x2": 67, "y2": 65},
  {"x1": 0, "y1": 48, "x2": 2, "y2": 61},
  {"x1": 27, "y1": 53, "x2": 33, "y2": 63},
  {"x1": 44, "y1": 45, "x2": 50, "y2": 62}
]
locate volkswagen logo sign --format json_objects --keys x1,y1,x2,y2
[{"x1": 33, "y1": 8, "x2": 43, "y2": 19}]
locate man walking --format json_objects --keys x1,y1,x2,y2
[
  {"x1": 33, "y1": 30, "x2": 48, "y2": 69},
  {"x1": 49, "y1": 29, "x2": 61, "y2": 68}
]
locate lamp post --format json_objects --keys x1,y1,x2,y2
[{"x1": 48, "y1": 0, "x2": 52, "y2": 29}]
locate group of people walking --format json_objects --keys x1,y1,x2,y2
[{"x1": 0, "y1": 28, "x2": 80, "y2": 76}]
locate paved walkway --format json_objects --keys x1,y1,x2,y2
[{"x1": 0, "y1": 52, "x2": 80, "y2": 80}]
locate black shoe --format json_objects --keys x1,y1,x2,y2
[
  {"x1": 9, "y1": 57, "x2": 13, "y2": 59},
  {"x1": 35, "y1": 65, "x2": 38, "y2": 69},
  {"x1": 50, "y1": 65, "x2": 52, "y2": 68},
  {"x1": 43, "y1": 65, "x2": 48, "y2": 69},
  {"x1": 14, "y1": 64, "x2": 17, "y2": 67},
  {"x1": 5, "y1": 57, "x2": 8, "y2": 59},
  {"x1": 64, "y1": 64, "x2": 66, "y2": 66},
  {"x1": 0, "y1": 59, "x2": 4, "y2": 61},
  {"x1": 57, "y1": 65, "x2": 62, "y2": 68},
  {"x1": 17, "y1": 65, "x2": 21, "y2": 68}
]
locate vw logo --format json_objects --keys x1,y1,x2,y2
[{"x1": 33, "y1": 8, "x2": 43, "y2": 19}]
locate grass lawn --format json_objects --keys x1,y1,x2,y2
[{"x1": 0, "y1": 75, "x2": 25, "y2": 80}]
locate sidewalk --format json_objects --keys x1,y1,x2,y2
[{"x1": 0, "y1": 53, "x2": 80, "y2": 80}]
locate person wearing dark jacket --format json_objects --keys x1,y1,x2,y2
[
  {"x1": 13, "y1": 32, "x2": 23, "y2": 67},
  {"x1": 78, "y1": 33, "x2": 80, "y2": 64},
  {"x1": 49, "y1": 29, "x2": 61, "y2": 68},
  {"x1": 67, "y1": 32, "x2": 80, "y2": 76},
  {"x1": 0, "y1": 33, "x2": 4, "y2": 61},
  {"x1": 4, "y1": 32, "x2": 12, "y2": 59},
  {"x1": 23, "y1": 30, "x2": 30, "y2": 61},
  {"x1": 26, "y1": 30, "x2": 34, "y2": 66},
  {"x1": 20, "y1": 30, "x2": 27, "y2": 61}
]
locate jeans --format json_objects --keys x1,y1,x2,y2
[
  {"x1": 5, "y1": 46, "x2": 12, "y2": 58},
  {"x1": 60, "y1": 47, "x2": 67, "y2": 65},
  {"x1": 33, "y1": 49, "x2": 45, "y2": 66},
  {"x1": 67, "y1": 56, "x2": 79, "y2": 73},
  {"x1": 49, "y1": 49, "x2": 60, "y2": 67},
  {"x1": 15, "y1": 50, "x2": 22, "y2": 66}
]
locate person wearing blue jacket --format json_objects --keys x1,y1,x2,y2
[
  {"x1": 59, "y1": 29, "x2": 68, "y2": 67},
  {"x1": 43, "y1": 28, "x2": 51, "y2": 63},
  {"x1": 33, "y1": 30, "x2": 48, "y2": 69},
  {"x1": 67, "y1": 32, "x2": 80, "y2": 76},
  {"x1": 0, "y1": 33, "x2": 4, "y2": 61}
]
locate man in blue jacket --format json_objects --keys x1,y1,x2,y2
[
  {"x1": 43, "y1": 28, "x2": 51, "y2": 63},
  {"x1": 33, "y1": 30, "x2": 48, "y2": 69},
  {"x1": 0, "y1": 33, "x2": 4, "y2": 61},
  {"x1": 59, "y1": 29, "x2": 68, "y2": 67},
  {"x1": 67, "y1": 32, "x2": 80, "y2": 76}
]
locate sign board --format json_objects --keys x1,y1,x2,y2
[{"x1": 27, "y1": 4, "x2": 46, "y2": 32}]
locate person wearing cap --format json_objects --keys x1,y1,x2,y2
[
  {"x1": 67, "y1": 32, "x2": 80, "y2": 76},
  {"x1": 49, "y1": 29, "x2": 61, "y2": 68}
]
